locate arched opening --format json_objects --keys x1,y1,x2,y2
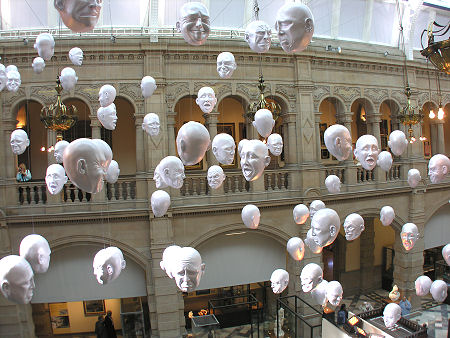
[
  {"x1": 351, "y1": 99, "x2": 370, "y2": 141},
  {"x1": 62, "y1": 98, "x2": 92, "y2": 142},
  {"x1": 113, "y1": 97, "x2": 136, "y2": 175},
  {"x1": 421, "y1": 101, "x2": 438, "y2": 158},
  {"x1": 379, "y1": 101, "x2": 394, "y2": 151},
  {"x1": 319, "y1": 97, "x2": 338, "y2": 162},
  {"x1": 266, "y1": 95, "x2": 286, "y2": 168}
]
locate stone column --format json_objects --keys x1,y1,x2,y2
[
  {"x1": 367, "y1": 111, "x2": 381, "y2": 148},
  {"x1": 314, "y1": 111, "x2": 322, "y2": 163},
  {"x1": 135, "y1": 112, "x2": 145, "y2": 173},
  {"x1": 283, "y1": 113, "x2": 297, "y2": 165},
  {"x1": 167, "y1": 112, "x2": 177, "y2": 156},
  {"x1": 203, "y1": 111, "x2": 219, "y2": 167},
  {"x1": 436, "y1": 120, "x2": 445, "y2": 154},
  {"x1": 359, "y1": 217, "x2": 375, "y2": 291},
  {"x1": 339, "y1": 111, "x2": 358, "y2": 186},
  {"x1": 3, "y1": 119, "x2": 17, "y2": 180},
  {"x1": 90, "y1": 115, "x2": 101, "y2": 140}
]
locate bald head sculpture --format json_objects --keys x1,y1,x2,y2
[
  {"x1": 176, "y1": 121, "x2": 211, "y2": 166},
  {"x1": 172, "y1": 247, "x2": 205, "y2": 292}
]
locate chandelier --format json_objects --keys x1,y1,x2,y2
[
  {"x1": 397, "y1": 86, "x2": 424, "y2": 142},
  {"x1": 420, "y1": 21, "x2": 450, "y2": 75},
  {"x1": 40, "y1": 77, "x2": 78, "y2": 141},
  {"x1": 246, "y1": 75, "x2": 282, "y2": 121}
]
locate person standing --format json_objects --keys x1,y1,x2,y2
[
  {"x1": 337, "y1": 303, "x2": 348, "y2": 325},
  {"x1": 95, "y1": 315, "x2": 106, "y2": 338},
  {"x1": 104, "y1": 310, "x2": 117, "y2": 338}
]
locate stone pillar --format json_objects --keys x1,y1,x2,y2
[
  {"x1": 367, "y1": 111, "x2": 381, "y2": 148},
  {"x1": 167, "y1": 113, "x2": 176, "y2": 156},
  {"x1": 3, "y1": 119, "x2": 17, "y2": 180},
  {"x1": 393, "y1": 189, "x2": 425, "y2": 310},
  {"x1": 359, "y1": 217, "x2": 375, "y2": 291},
  {"x1": 436, "y1": 120, "x2": 445, "y2": 154},
  {"x1": 203, "y1": 111, "x2": 219, "y2": 167},
  {"x1": 90, "y1": 115, "x2": 101, "y2": 140},
  {"x1": 339, "y1": 111, "x2": 358, "y2": 187},
  {"x1": 284, "y1": 113, "x2": 298, "y2": 165},
  {"x1": 314, "y1": 111, "x2": 322, "y2": 163},
  {"x1": 135, "y1": 112, "x2": 145, "y2": 173}
]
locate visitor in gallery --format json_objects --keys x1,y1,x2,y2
[
  {"x1": 94, "y1": 315, "x2": 106, "y2": 338},
  {"x1": 104, "y1": 310, "x2": 117, "y2": 338},
  {"x1": 16, "y1": 163, "x2": 31, "y2": 182},
  {"x1": 399, "y1": 296, "x2": 411, "y2": 315},
  {"x1": 337, "y1": 303, "x2": 348, "y2": 325}
]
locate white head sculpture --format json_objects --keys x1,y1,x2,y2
[
  {"x1": 310, "y1": 208, "x2": 340, "y2": 248},
  {"x1": 54, "y1": 0, "x2": 102, "y2": 33},
  {"x1": 443, "y1": 243, "x2": 450, "y2": 266},
  {"x1": 293, "y1": 204, "x2": 309, "y2": 225},
  {"x1": 154, "y1": 156, "x2": 185, "y2": 189},
  {"x1": 300, "y1": 263, "x2": 323, "y2": 292},
  {"x1": 105, "y1": 160, "x2": 120, "y2": 184},
  {"x1": 63, "y1": 138, "x2": 107, "y2": 194},
  {"x1": 212, "y1": 133, "x2": 235, "y2": 165},
  {"x1": 0, "y1": 63, "x2": 6, "y2": 91},
  {"x1": 6, "y1": 70, "x2": 21, "y2": 92},
  {"x1": 326, "y1": 281, "x2": 343, "y2": 307},
  {"x1": 325, "y1": 175, "x2": 341, "y2": 194},
  {"x1": 196, "y1": 87, "x2": 217, "y2": 114},
  {"x1": 19, "y1": 234, "x2": 51, "y2": 274},
  {"x1": 428, "y1": 154, "x2": 450, "y2": 184},
  {"x1": 54, "y1": 140, "x2": 69, "y2": 164},
  {"x1": 388, "y1": 130, "x2": 408, "y2": 156},
  {"x1": 401, "y1": 223, "x2": 419, "y2": 251},
  {"x1": 207, "y1": 165, "x2": 226, "y2": 190},
  {"x1": 6, "y1": 65, "x2": 18, "y2": 73},
  {"x1": 275, "y1": 3, "x2": 314, "y2": 53},
  {"x1": 60, "y1": 67, "x2": 78, "y2": 91},
  {"x1": 32, "y1": 57, "x2": 45, "y2": 74},
  {"x1": 270, "y1": 269, "x2": 289, "y2": 294},
  {"x1": 69, "y1": 47, "x2": 84, "y2": 66},
  {"x1": 354, "y1": 135, "x2": 380, "y2": 170},
  {"x1": 45, "y1": 164, "x2": 68, "y2": 195},
  {"x1": 267, "y1": 133, "x2": 283, "y2": 156},
  {"x1": 0, "y1": 255, "x2": 35, "y2": 304},
  {"x1": 245, "y1": 20, "x2": 271, "y2": 53},
  {"x1": 287, "y1": 237, "x2": 305, "y2": 261},
  {"x1": 151, "y1": 190, "x2": 171, "y2": 217},
  {"x1": 380, "y1": 206, "x2": 395, "y2": 226},
  {"x1": 34, "y1": 33, "x2": 55, "y2": 61},
  {"x1": 430, "y1": 280, "x2": 448, "y2": 302},
  {"x1": 238, "y1": 139, "x2": 249, "y2": 157},
  {"x1": 93, "y1": 246, "x2": 126, "y2": 285},
  {"x1": 240, "y1": 140, "x2": 270, "y2": 182},
  {"x1": 415, "y1": 275, "x2": 432, "y2": 296},
  {"x1": 172, "y1": 247, "x2": 205, "y2": 292},
  {"x1": 98, "y1": 84, "x2": 116, "y2": 108},
  {"x1": 311, "y1": 280, "x2": 329, "y2": 306},
  {"x1": 217, "y1": 52, "x2": 237, "y2": 79},
  {"x1": 241, "y1": 204, "x2": 260, "y2": 230},
  {"x1": 377, "y1": 151, "x2": 393, "y2": 172},
  {"x1": 344, "y1": 213, "x2": 365, "y2": 241},
  {"x1": 309, "y1": 200, "x2": 325, "y2": 218},
  {"x1": 97, "y1": 103, "x2": 117, "y2": 130},
  {"x1": 176, "y1": 1, "x2": 210, "y2": 46},
  {"x1": 176, "y1": 121, "x2": 210, "y2": 166},
  {"x1": 141, "y1": 76, "x2": 157, "y2": 98},
  {"x1": 305, "y1": 229, "x2": 323, "y2": 254},
  {"x1": 160, "y1": 245, "x2": 181, "y2": 278},
  {"x1": 10, "y1": 129, "x2": 30, "y2": 155},
  {"x1": 324, "y1": 124, "x2": 352, "y2": 161},
  {"x1": 142, "y1": 113, "x2": 160, "y2": 136},
  {"x1": 408, "y1": 169, "x2": 422, "y2": 188},
  {"x1": 253, "y1": 109, "x2": 275, "y2": 139},
  {"x1": 91, "y1": 139, "x2": 112, "y2": 171},
  {"x1": 383, "y1": 303, "x2": 402, "y2": 328}
]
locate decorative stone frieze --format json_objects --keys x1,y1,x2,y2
[
  {"x1": 312, "y1": 85, "x2": 331, "y2": 103},
  {"x1": 364, "y1": 88, "x2": 389, "y2": 104},
  {"x1": 333, "y1": 86, "x2": 361, "y2": 103}
]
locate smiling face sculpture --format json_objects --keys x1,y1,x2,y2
[
  {"x1": 245, "y1": 20, "x2": 272, "y2": 53},
  {"x1": 401, "y1": 223, "x2": 419, "y2": 251},
  {"x1": 176, "y1": 2, "x2": 210, "y2": 46},
  {"x1": 217, "y1": 52, "x2": 237, "y2": 79},
  {"x1": 54, "y1": 0, "x2": 102, "y2": 33}
]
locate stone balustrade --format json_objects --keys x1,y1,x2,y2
[{"x1": 357, "y1": 167, "x2": 375, "y2": 183}]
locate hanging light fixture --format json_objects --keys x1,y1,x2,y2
[
  {"x1": 246, "y1": 75, "x2": 282, "y2": 121},
  {"x1": 420, "y1": 21, "x2": 450, "y2": 75},
  {"x1": 40, "y1": 76, "x2": 78, "y2": 142}
]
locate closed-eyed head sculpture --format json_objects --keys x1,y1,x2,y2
[
  {"x1": 428, "y1": 154, "x2": 450, "y2": 184},
  {"x1": 10, "y1": 129, "x2": 30, "y2": 155},
  {"x1": 240, "y1": 140, "x2": 270, "y2": 181},
  {"x1": 309, "y1": 200, "x2": 325, "y2": 218},
  {"x1": 430, "y1": 280, "x2": 448, "y2": 302},
  {"x1": 45, "y1": 164, "x2": 68, "y2": 195},
  {"x1": 32, "y1": 57, "x2": 45, "y2": 74},
  {"x1": 241, "y1": 204, "x2": 260, "y2": 229},
  {"x1": 324, "y1": 124, "x2": 352, "y2": 161},
  {"x1": 212, "y1": 133, "x2": 235, "y2": 165},
  {"x1": 60, "y1": 67, "x2": 78, "y2": 91},
  {"x1": 19, "y1": 234, "x2": 51, "y2": 274},
  {"x1": 380, "y1": 206, "x2": 395, "y2": 226},
  {"x1": 54, "y1": 0, "x2": 102, "y2": 33},
  {"x1": 415, "y1": 275, "x2": 432, "y2": 296},
  {"x1": 267, "y1": 133, "x2": 283, "y2": 156},
  {"x1": 176, "y1": 121, "x2": 211, "y2": 166},
  {"x1": 310, "y1": 208, "x2": 340, "y2": 248},
  {"x1": 325, "y1": 175, "x2": 341, "y2": 194},
  {"x1": 172, "y1": 247, "x2": 205, "y2": 292},
  {"x1": 176, "y1": 2, "x2": 210, "y2": 46},
  {"x1": 300, "y1": 263, "x2": 323, "y2": 292},
  {"x1": 388, "y1": 130, "x2": 408, "y2": 156},
  {"x1": 408, "y1": 168, "x2": 421, "y2": 188},
  {"x1": 354, "y1": 135, "x2": 379, "y2": 170},
  {"x1": 287, "y1": 237, "x2": 305, "y2": 261},
  {"x1": 54, "y1": 140, "x2": 69, "y2": 163},
  {"x1": 98, "y1": 84, "x2": 116, "y2": 108},
  {"x1": 6, "y1": 70, "x2": 21, "y2": 92},
  {"x1": 245, "y1": 20, "x2": 271, "y2": 53},
  {"x1": 97, "y1": 103, "x2": 117, "y2": 130},
  {"x1": 383, "y1": 303, "x2": 401, "y2": 328},
  {"x1": 343, "y1": 213, "x2": 364, "y2": 241},
  {"x1": 155, "y1": 156, "x2": 185, "y2": 189},
  {"x1": 270, "y1": 269, "x2": 289, "y2": 294},
  {"x1": 217, "y1": 52, "x2": 237, "y2": 79},
  {"x1": 63, "y1": 138, "x2": 107, "y2": 194},
  {"x1": 377, "y1": 151, "x2": 393, "y2": 172},
  {"x1": 93, "y1": 246, "x2": 126, "y2": 285},
  {"x1": 0, "y1": 255, "x2": 35, "y2": 304},
  {"x1": 293, "y1": 204, "x2": 309, "y2": 225},
  {"x1": 443, "y1": 244, "x2": 450, "y2": 266},
  {"x1": 207, "y1": 165, "x2": 226, "y2": 190},
  {"x1": 151, "y1": 190, "x2": 171, "y2": 217},
  {"x1": 69, "y1": 47, "x2": 83, "y2": 66},
  {"x1": 196, "y1": 87, "x2": 217, "y2": 114},
  {"x1": 160, "y1": 245, "x2": 181, "y2": 278},
  {"x1": 401, "y1": 223, "x2": 419, "y2": 251},
  {"x1": 105, "y1": 160, "x2": 120, "y2": 184},
  {"x1": 253, "y1": 109, "x2": 275, "y2": 138},
  {"x1": 141, "y1": 76, "x2": 157, "y2": 98},
  {"x1": 142, "y1": 113, "x2": 160, "y2": 136},
  {"x1": 275, "y1": 3, "x2": 314, "y2": 53},
  {"x1": 34, "y1": 33, "x2": 55, "y2": 61},
  {"x1": 326, "y1": 281, "x2": 343, "y2": 307}
]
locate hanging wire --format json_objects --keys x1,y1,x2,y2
[{"x1": 24, "y1": 0, "x2": 46, "y2": 28}]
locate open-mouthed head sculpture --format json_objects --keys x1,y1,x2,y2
[
  {"x1": 45, "y1": 164, "x2": 68, "y2": 195},
  {"x1": 19, "y1": 234, "x2": 51, "y2": 274},
  {"x1": 240, "y1": 140, "x2": 270, "y2": 182},
  {"x1": 142, "y1": 113, "x2": 160, "y2": 136},
  {"x1": 6, "y1": 69, "x2": 21, "y2": 92},
  {"x1": 176, "y1": 121, "x2": 211, "y2": 166},
  {"x1": 354, "y1": 135, "x2": 379, "y2": 170},
  {"x1": 196, "y1": 87, "x2": 217, "y2": 114},
  {"x1": 176, "y1": 2, "x2": 210, "y2": 46}
]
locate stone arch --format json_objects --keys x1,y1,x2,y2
[
  {"x1": 116, "y1": 93, "x2": 140, "y2": 116},
  {"x1": 348, "y1": 207, "x2": 405, "y2": 233},
  {"x1": 10, "y1": 97, "x2": 46, "y2": 121},
  {"x1": 424, "y1": 191, "x2": 450, "y2": 225},
  {"x1": 266, "y1": 94, "x2": 289, "y2": 115},
  {"x1": 61, "y1": 93, "x2": 94, "y2": 116},
  {"x1": 319, "y1": 96, "x2": 346, "y2": 116},
  {"x1": 216, "y1": 92, "x2": 250, "y2": 109}
]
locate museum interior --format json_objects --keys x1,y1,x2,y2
[{"x1": 0, "y1": 0, "x2": 449, "y2": 337}]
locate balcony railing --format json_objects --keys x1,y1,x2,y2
[
  {"x1": 387, "y1": 164, "x2": 401, "y2": 181},
  {"x1": 264, "y1": 171, "x2": 289, "y2": 190},
  {"x1": 357, "y1": 167, "x2": 375, "y2": 183}
]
